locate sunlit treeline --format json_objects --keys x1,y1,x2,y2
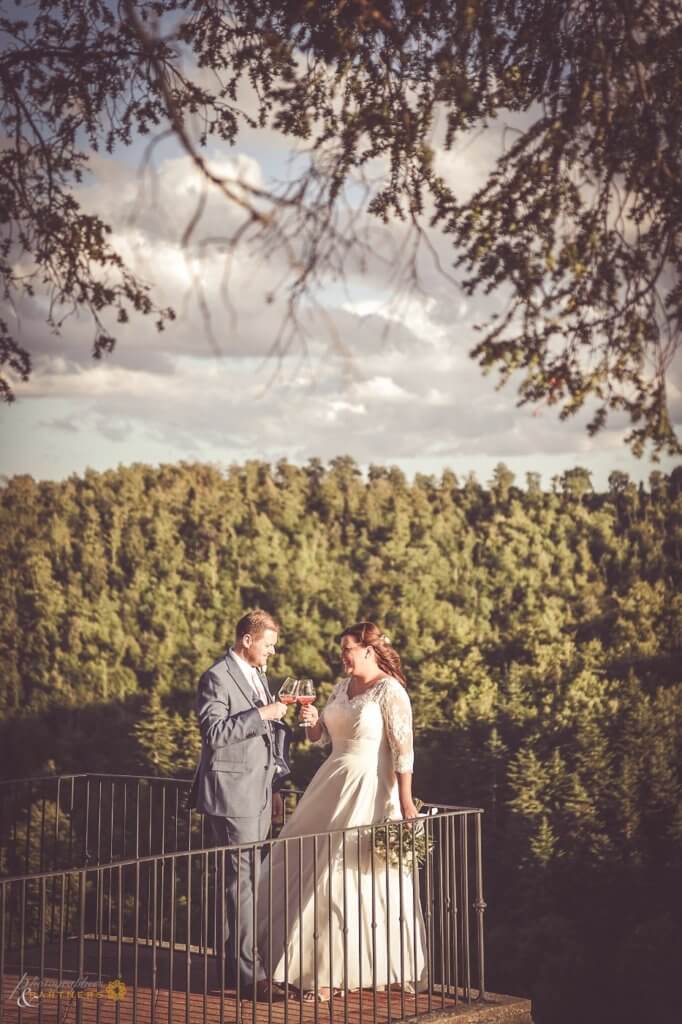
[{"x1": 1, "y1": 459, "x2": 680, "y2": 1022}]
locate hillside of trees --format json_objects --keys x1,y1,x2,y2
[{"x1": 1, "y1": 458, "x2": 681, "y2": 1022}]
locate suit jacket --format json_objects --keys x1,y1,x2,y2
[{"x1": 189, "y1": 650, "x2": 290, "y2": 818}]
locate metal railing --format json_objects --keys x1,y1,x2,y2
[
  {"x1": 0, "y1": 776, "x2": 486, "y2": 1023},
  {"x1": 0, "y1": 773, "x2": 203, "y2": 877}
]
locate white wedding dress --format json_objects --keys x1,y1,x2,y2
[{"x1": 258, "y1": 676, "x2": 427, "y2": 991}]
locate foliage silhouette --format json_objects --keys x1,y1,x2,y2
[{"x1": 1, "y1": 2, "x2": 680, "y2": 453}]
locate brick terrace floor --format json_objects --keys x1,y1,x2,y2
[{"x1": 1, "y1": 942, "x2": 468, "y2": 1024}]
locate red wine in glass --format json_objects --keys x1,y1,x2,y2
[{"x1": 296, "y1": 679, "x2": 315, "y2": 727}]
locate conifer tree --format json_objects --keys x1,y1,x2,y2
[{"x1": 132, "y1": 692, "x2": 178, "y2": 776}]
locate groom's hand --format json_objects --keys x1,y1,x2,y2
[{"x1": 259, "y1": 701, "x2": 288, "y2": 721}]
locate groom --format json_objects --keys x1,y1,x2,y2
[{"x1": 190, "y1": 609, "x2": 289, "y2": 1000}]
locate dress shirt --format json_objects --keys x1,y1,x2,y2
[{"x1": 230, "y1": 648, "x2": 270, "y2": 704}]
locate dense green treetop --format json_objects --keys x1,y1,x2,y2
[{"x1": 1, "y1": 457, "x2": 680, "y2": 1022}]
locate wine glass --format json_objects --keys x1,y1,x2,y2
[
  {"x1": 296, "y1": 678, "x2": 315, "y2": 728},
  {"x1": 278, "y1": 677, "x2": 299, "y2": 707}
]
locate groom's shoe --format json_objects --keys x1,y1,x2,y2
[{"x1": 240, "y1": 979, "x2": 287, "y2": 1002}]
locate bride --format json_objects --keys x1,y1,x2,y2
[{"x1": 258, "y1": 622, "x2": 427, "y2": 1001}]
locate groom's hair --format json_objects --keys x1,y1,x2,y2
[{"x1": 235, "y1": 609, "x2": 279, "y2": 641}]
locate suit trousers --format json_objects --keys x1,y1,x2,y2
[{"x1": 208, "y1": 799, "x2": 272, "y2": 988}]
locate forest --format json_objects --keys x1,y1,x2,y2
[{"x1": 1, "y1": 458, "x2": 681, "y2": 1023}]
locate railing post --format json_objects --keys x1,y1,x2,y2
[
  {"x1": 460, "y1": 814, "x2": 471, "y2": 1003},
  {"x1": 449, "y1": 812, "x2": 459, "y2": 1002},
  {"x1": 77, "y1": 868, "x2": 86, "y2": 1024},
  {"x1": 82, "y1": 777, "x2": 91, "y2": 868},
  {"x1": 423, "y1": 814, "x2": 434, "y2": 1014},
  {"x1": 39, "y1": 784, "x2": 47, "y2": 874},
  {"x1": 25, "y1": 780, "x2": 32, "y2": 875},
  {"x1": 0, "y1": 882, "x2": 6, "y2": 1013},
  {"x1": 116, "y1": 864, "x2": 123, "y2": 1024},
  {"x1": 474, "y1": 812, "x2": 487, "y2": 1001}
]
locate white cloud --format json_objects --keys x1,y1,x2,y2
[
  {"x1": 2, "y1": 115, "x2": 680, "y2": 486},
  {"x1": 354, "y1": 376, "x2": 410, "y2": 401},
  {"x1": 324, "y1": 400, "x2": 367, "y2": 423}
]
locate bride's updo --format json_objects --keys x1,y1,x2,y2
[{"x1": 340, "y1": 621, "x2": 407, "y2": 686}]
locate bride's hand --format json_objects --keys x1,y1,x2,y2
[
  {"x1": 300, "y1": 703, "x2": 319, "y2": 728},
  {"x1": 400, "y1": 799, "x2": 419, "y2": 823}
]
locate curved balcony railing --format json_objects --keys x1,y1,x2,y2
[{"x1": 0, "y1": 774, "x2": 486, "y2": 1023}]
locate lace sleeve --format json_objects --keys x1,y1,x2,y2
[
  {"x1": 380, "y1": 678, "x2": 414, "y2": 773},
  {"x1": 316, "y1": 680, "x2": 343, "y2": 748}
]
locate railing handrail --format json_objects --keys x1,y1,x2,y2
[
  {"x1": 0, "y1": 770, "x2": 194, "y2": 786},
  {"x1": 0, "y1": 804, "x2": 484, "y2": 885},
  {"x1": 0, "y1": 772, "x2": 479, "y2": 809}
]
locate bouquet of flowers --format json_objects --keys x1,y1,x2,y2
[{"x1": 372, "y1": 799, "x2": 436, "y2": 869}]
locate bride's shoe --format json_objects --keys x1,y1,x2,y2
[
  {"x1": 301, "y1": 988, "x2": 330, "y2": 1002},
  {"x1": 301, "y1": 988, "x2": 346, "y2": 1002}
]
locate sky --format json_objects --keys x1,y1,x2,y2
[{"x1": 2, "y1": 85, "x2": 680, "y2": 491}]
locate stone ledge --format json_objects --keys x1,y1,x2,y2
[{"x1": 408, "y1": 991, "x2": 532, "y2": 1024}]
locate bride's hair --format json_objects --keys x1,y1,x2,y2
[{"x1": 340, "y1": 621, "x2": 407, "y2": 686}]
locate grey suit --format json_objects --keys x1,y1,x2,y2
[{"x1": 191, "y1": 650, "x2": 288, "y2": 987}]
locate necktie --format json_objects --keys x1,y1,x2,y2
[{"x1": 252, "y1": 669, "x2": 269, "y2": 704}]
